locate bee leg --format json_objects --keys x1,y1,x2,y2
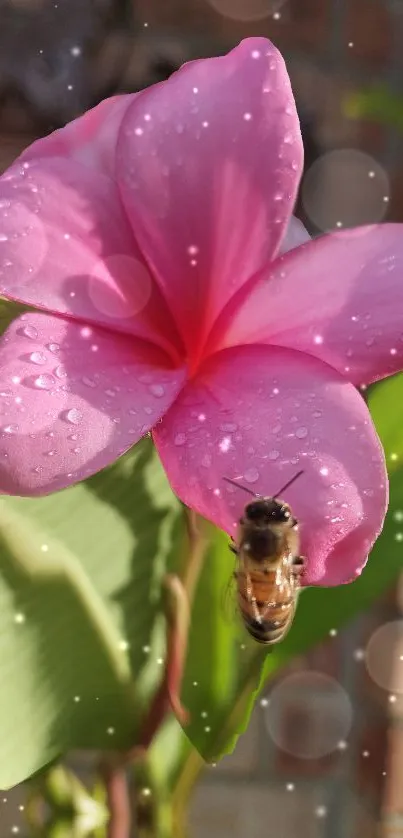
[{"x1": 229, "y1": 536, "x2": 239, "y2": 555}]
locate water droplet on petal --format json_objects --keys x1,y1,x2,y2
[
  {"x1": 244, "y1": 467, "x2": 259, "y2": 483},
  {"x1": 296, "y1": 427, "x2": 308, "y2": 439},
  {"x1": 82, "y1": 376, "x2": 96, "y2": 388},
  {"x1": 20, "y1": 325, "x2": 38, "y2": 340},
  {"x1": 54, "y1": 365, "x2": 67, "y2": 379},
  {"x1": 1, "y1": 424, "x2": 19, "y2": 434},
  {"x1": 29, "y1": 351, "x2": 47, "y2": 365},
  {"x1": 268, "y1": 450, "x2": 280, "y2": 460},
  {"x1": 149, "y1": 384, "x2": 165, "y2": 398},
  {"x1": 33, "y1": 374, "x2": 55, "y2": 390},
  {"x1": 62, "y1": 408, "x2": 83, "y2": 425},
  {"x1": 47, "y1": 343, "x2": 60, "y2": 353},
  {"x1": 174, "y1": 433, "x2": 186, "y2": 446}
]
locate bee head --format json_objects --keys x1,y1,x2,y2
[{"x1": 245, "y1": 498, "x2": 291, "y2": 525}]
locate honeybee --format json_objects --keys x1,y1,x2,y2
[{"x1": 224, "y1": 471, "x2": 305, "y2": 647}]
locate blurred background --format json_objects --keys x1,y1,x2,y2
[{"x1": 1, "y1": 1, "x2": 403, "y2": 837}]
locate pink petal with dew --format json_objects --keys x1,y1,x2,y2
[
  {"x1": 279, "y1": 215, "x2": 310, "y2": 255},
  {"x1": 117, "y1": 37, "x2": 303, "y2": 356},
  {"x1": 0, "y1": 313, "x2": 186, "y2": 496},
  {"x1": 216, "y1": 224, "x2": 403, "y2": 386},
  {"x1": 19, "y1": 95, "x2": 133, "y2": 179},
  {"x1": 154, "y1": 344, "x2": 387, "y2": 586},
  {"x1": 0, "y1": 157, "x2": 181, "y2": 358}
]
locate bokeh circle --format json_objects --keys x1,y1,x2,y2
[
  {"x1": 263, "y1": 671, "x2": 352, "y2": 758},
  {"x1": 365, "y1": 621, "x2": 403, "y2": 694},
  {"x1": 301, "y1": 149, "x2": 389, "y2": 233}
]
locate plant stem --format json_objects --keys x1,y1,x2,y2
[
  {"x1": 101, "y1": 507, "x2": 209, "y2": 838},
  {"x1": 100, "y1": 758, "x2": 132, "y2": 838}
]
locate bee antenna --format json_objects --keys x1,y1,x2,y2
[
  {"x1": 222, "y1": 476, "x2": 262, "y2": 498},
  {"x1": 272, "y1": 470, "x2": 304, "y2": 500}
]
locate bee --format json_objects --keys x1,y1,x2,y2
[{"x1": 223, "y1": 471, "x2": 305, "y2": 647}]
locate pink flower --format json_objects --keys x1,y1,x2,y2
[{"x1": 0, "y1": 37, "x2": 402, "y2": 586}]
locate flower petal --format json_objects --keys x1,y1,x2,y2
[
  {"x1": 0, "y1": 313, "x2": 186, "y2": 495},
  {"x1": 0, "y1": 156, "x2": 181, "y2": 358},
  {"x1": 19, "y1": 95, "x2": 133, "y2": 179},
  {"x1": 117, "y1": 37, "x2": 303, "y2": 356},
  {"x1": 215, "y1": 224, "x2": 403, "y2": 385},
  {"x1": 153, "y1": 344, "x2": 387, "y2": 586}
]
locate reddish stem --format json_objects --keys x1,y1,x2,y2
[{"x1": 100, "y1": 758, "x2": 132, "y2": 838}]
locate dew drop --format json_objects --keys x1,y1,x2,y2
[
  {"x1": 20, "y1": 325, "x2": 38, "y2": 340},
  {"x1": 296, "y1": 426, "x2": 308, "y2": 439},
  {"x1": 54, "y1": 365, "x2": 67, "y2": 379},
  {"x1": 47, "y1": 343, "x2": 60, "y2": 353},
  {"x1": 34, "y1": 374, "x2": 55, "y2": 390},
  {"x1": 174, "y1": 433, "x2": 186, "y2": 446},
  {"x1": 82, "y1": 376, "x2": 96, "y2": 388},
  {"x1": 29, "y1": 351, "x2": 47, "y2": 365},
  {"x1": 149, "y1": 384, "x2": 165, "y2": 398},
  {"x1": 1, "y1": 424, "x2": 19, "y2": 434},
  {"x1": 268, "y1": 450, "x2": 280, "y2": 460},
  {"x1": 244, "y1": 467, "x2": 259, "y2": 484},
  {"x1": 63, "y1": 408, "x2": 82, "y2": 425}
]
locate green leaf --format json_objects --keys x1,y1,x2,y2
[
  {"x1": 367, "y1": 372, "x2": 403, "y2": 470},
  {"x1": 0, "y1": 438, "x2": 183, "y2": 787},
  {"x1": 0, "y1": 298, "x2": 32, "y2": 338},
  {"x1": 344, "y1": 85, "x2": 403, "y2": 132},
  {"x1": 179, "y1": 524, "x2": 265, "y2": 762},
  {"x1": 159, "y1": 519, "x2": 266, "y2": 766}
]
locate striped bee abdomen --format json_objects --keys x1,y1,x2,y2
[{"x1": 236, "y1": 567, "x2": 297, "y2": 646}]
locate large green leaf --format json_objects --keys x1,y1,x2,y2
[{"x1": 0, "y1": 438, "x2": 182, "y2": 787}]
